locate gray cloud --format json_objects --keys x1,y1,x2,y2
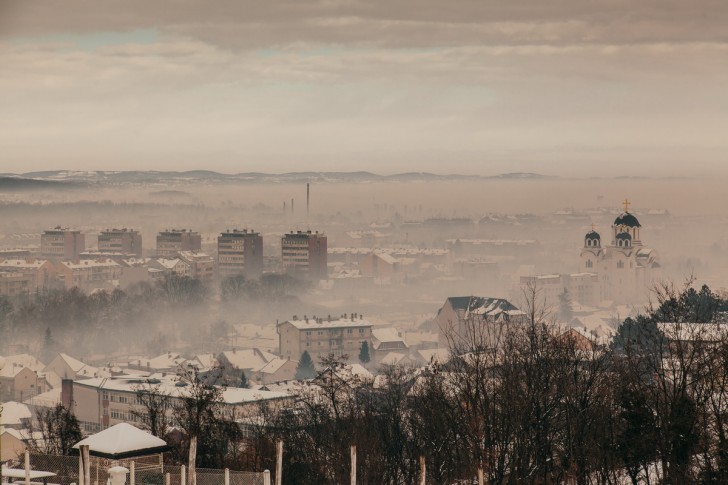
[{"x1": 0, "y1": 1, "x2": 727, "y2": 175}]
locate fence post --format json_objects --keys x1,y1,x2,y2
[
  {"x1": 165, "y1": 473, "x2": 170, "y2": 485},
  {"x1": 419, "y1": 455, "x2": 426, "y2": 485},
  {"x1": 275, "y1": 440, "x2": 283, "y2": 485},
  {"x1": 350, "y1": 445, "x2": 356, "y2": 485},
  {"x1": 24, "y1": 450, "x2": 30, "y2": 485},
  {"x1": 263, "y1": 470, "x2": 271, "y2": 485},
  {"x1": 477, "y1": 467, "x2": 484, "y2": 485},
  {"x1": 81, "y1": 445, "x2": 91, "y2": 485},
  {"x1": 130, "y1": 461, "x2": 135, "y2": 485},
  {"x1": 181, "y1": 465, "x2": 186, "y2": 485},
  {"x1": 224, "y1": 468, "x2": 229, "y2": 485}
]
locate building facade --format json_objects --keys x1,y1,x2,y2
[
  {"x1": 281, "y1": 230, "x2": 327, "y2": 279},
  {"x1": 98, "y1": 228, "x2": 143, "y2": 257},
  {"x1": 56, "y1": 259, "x2": 122, "y2": 291},
  {"x1": 217, "y1": 229, "x2": 264, "y2": 278},
  {"x1": 177, "y1": 251, "x2": 215, "y2": 282},
  {"x1": 156, "y1": 229, "x2": 201, "y2": 258},
  {"x1": 40, "y1": 227, "x2": 85, "y2": 261},
  {"x1": 277, "y1": 314, "x2": 372, "y2": 363}
]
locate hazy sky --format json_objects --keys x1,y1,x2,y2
[{"x1": 1, "y1": 1, "x2": 727, "y2": 176}]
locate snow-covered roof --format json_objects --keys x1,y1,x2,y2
[
  {"x1": 283, "y1": 317, "x2": 373, "y2": 330},
  {"x1": 220, "y1": 349, "x2": 276, "y2": 371},
  {"x1": 378, "y1": 353, "x2": 412, "y2": 366},
  {"x1": 221, "y1": 387, "x2": 290, "y2": 404},
  {"x1": 3, "y1": 354, "x2": 45, "y2": 373},
  {"x1": 373, "y1": 252, "x2": 399, "y2": 265},
  {"x1": 155, "y1": 258, "x2": 183, "y2": 270},
  {"x1": 55, "y1": 353, "x2": 87, "y2": 372},
  {"x1": 254, "y1": 358, "x2": 290, "y2": 375},
  {"x1": 0, "y1": 259, "x2": 50, "y2": 268},
  {"x1": 60, "y1": 260, "x2": 119, "y2": 269},
  {"x1": 73, "y1": 423, "x2": 168, "y2": 459},
  {"x1": 0, "y1": 402, "x2": 32, "y2": 426}
]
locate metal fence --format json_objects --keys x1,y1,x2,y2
[{"x1": 21, "y1": 454, "x2": 266, "y2": 485}]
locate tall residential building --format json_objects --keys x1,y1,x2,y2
[
  {"x1": 217, "y1": 229, "x2": 264, "y2": 278},
  {"x1": 156, "y1": 229, "x2": 201, "y2": 258},
  {"x1": 40, "y1": 227, "x2": 85, "y2": 261},
  {"x1": 281, "y1": 230, "x2": 327, "y2": 279},
  {"x1": 98, "y1": 228, "x2": 143, "y2": 257}
]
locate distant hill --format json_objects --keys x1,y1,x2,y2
[
  {"x1": 0, "y1": 176, "x2": 82, "y2": 191},
  {"x1": 6, "y1": 170, "x2": 557, "y2": 186}
]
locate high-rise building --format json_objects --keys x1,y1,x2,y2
[
  {"x1": 98, "y1": 228, "x2": 143, "y2": 257},
  {"x1": 217, "y1": 229, "x2": 263, "y2": 278},
  {"x1": 40, "y1": 227, "x2": 85, "y2": 261},
  {"x1": 156, "y1": 229, "x2": 201, "y2": 258},
  {"x1": 281, "y1": 230, "x2": 327, "y2": 279}
]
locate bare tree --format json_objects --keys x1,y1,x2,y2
[{"x1": 131, "y1": 381, "x2": 171, "y2": 438}]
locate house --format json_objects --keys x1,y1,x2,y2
[
  {"x1": 251, "y1": 358, "x2": 297, "y2": 385},
  {"x1": 359, "y1": 252, "x2": 400, "y2": 280},
  {"x1": 435, "y1": 296, "x2": 526, "y2": 350},
  {"x1": 0, "y1": 401, "x2": 32, "y2": 430},
  {"x1": 218, "y1": 349, "x2": 277, "y2": 376},
  {"x1": 43, "y1": 353, "x2": 107, "y2": 381},
  {"x1": 0, "y1": 365, "x2": 49, "y2": 402},
  {"x1": 371, "y1": 328, "x2": 409, "y2": 364}
]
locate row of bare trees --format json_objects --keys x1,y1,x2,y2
[
  {"x1": 253, "y1": 282, "x2": 728, "y2": 484},
  {"x1": 30, "y1": 282, "x2": 728, "y2": 484}
]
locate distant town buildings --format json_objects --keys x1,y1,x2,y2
[
  {"x1": 156, "y1": 229, "x2": 201, "y2": 258},
  {"x1": 40, "y1": 227, "x2": 85, "y2": 261},
  {"x1": 217, "y1": 229, "x2": 264, "y2": 278},
  {"x1": 98, "y1": 228, "x2": 142, "y2": 257},
  {"x1": 278, "y1": 313, "x2": 372, "y2": 363},
  {"x1": 281, "y1": 230, "x2": 327, "y2": 279}
]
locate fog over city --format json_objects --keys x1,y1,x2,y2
[{"x1": 2, "y1": 1, "x2": 728, "y2": 484}]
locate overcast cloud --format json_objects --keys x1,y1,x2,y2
[{"x1": 1, "y1": 1, "x2": 726, "y2": 176}]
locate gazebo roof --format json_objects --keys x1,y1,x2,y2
[{"x1": 73, "y1": 423, "x2": 169, "y2": 459}]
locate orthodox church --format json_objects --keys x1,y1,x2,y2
[{"x1": 580, "y1": 200, "x2": 660, "y2": 304}]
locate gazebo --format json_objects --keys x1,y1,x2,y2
[
  {"x1": 72, "y1": 424, "x2": 170, "y2": 485},
  {"x1": 73, "y1": 424, "x2": 169, "y2": 460}
]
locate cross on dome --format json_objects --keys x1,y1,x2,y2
[{"x1": 622, "y1": 199, "x2": 631, "y2": 212}]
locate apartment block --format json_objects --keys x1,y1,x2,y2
[
  {"x1": 156, "y1": 229, "x2": 201, "y2": 258},
  {"x1": 98, "y1": 228, "x2": 143, "y2": 257},
  {"x1": 217, "y1": 229, "x2": 264, "y2": 279},
  {"x1": 277, "y1": 314, "x2": 372, "y2": 363},
  {"x1": 40, "y1": 227, "x2": 85, "y2": 261},
  {"x1": 281, "y1": 230, "x2": 327, "y2": 280}
]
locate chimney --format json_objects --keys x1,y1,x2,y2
[{"x1": 61, "y1": 379, "x2": 74, "y2": 409}]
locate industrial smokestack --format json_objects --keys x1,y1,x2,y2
[
  {"x1": 291, "y1": 198, "x2": 294, "y2": 213},
  {"x1": 307, "y1": 183, "x2": 310, "y2": 217}
]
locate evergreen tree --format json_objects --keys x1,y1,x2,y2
[
  {"x1": 239, "y1": 370, "x2": 249, "y2": 389},
  {"x1": 296, "y1": 351, "x2": 316, "y2": 380},
  {"x1": 558, "y1": 288, "x2": 573, "y2": 322},
  {"x1": 358, "y1": 341, "x2": 371, "y2": 364}
]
